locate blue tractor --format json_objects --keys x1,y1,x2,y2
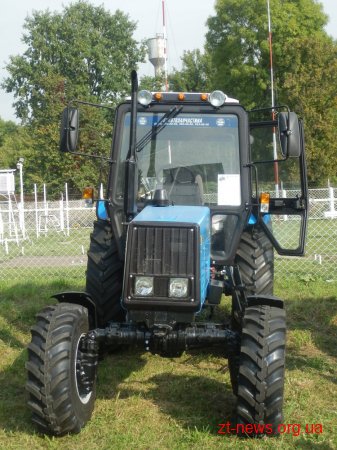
[{"x1": 26, "y1": 72, "x2": 308, "y2": 436}]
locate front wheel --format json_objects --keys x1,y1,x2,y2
[
  {"x1": 235, "y1": 305, "x2": 286, "y2": 437},
  {"x1": 26, "y1": 303, "x2": 97, "y2": 435}
]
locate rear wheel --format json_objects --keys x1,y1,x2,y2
[
  {"x1": 235, "y1": 305, "x2": 286, "y2": 437},
  {"x1": 26, "y1": 303, "x2": 96, "y2": 435},
  {"x1": 235, "y1": 226, "x2": 274, "y2": 296},
  {"x1": 86, "y1": 220, "x2": 125, "y2": 326},
  {"x1": 229, "y1": 226, "x2": 274, "y2": 393}
]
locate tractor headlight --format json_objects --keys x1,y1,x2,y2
[
  {"x1": 135, "y1": 276, "x2": 154, "y2": 296},
  {"x1": 209, "y1": 90, "x2": 227, "y2": 107},
  {"x1": 169, "y1": 278, "x2": 189, "y2": 298},
  {"x1": 138, "y1": 90, "x2": 153, "y2": 106}
]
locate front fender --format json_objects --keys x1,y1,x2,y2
[
  {"x1": 52, "y1": 291, "x2": 98, "y2": 329},
  {"x1": 246, "y1": 295, "x2": 284, "y2": 309}
]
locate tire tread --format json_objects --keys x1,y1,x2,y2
[
  {"x1": 26, "y1": 303, "x2": 95, "y2": 435},
  {"x1": 236, "y1": 305, "x2": 286, "y2": 436}
]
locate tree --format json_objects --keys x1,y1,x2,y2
[
  {"x1": 201, "y1": 0, "x2": 337, "y2": 184},
  {"x1": 2, "y1": 1, "x2": 145, "y2": 195},
  {"x1": 169, "y1": 50, "x2": 212, "y2": 92},
  {"x1": 281, "y1": 35, "x2": 337, "y2": 184},
  {"x1": 139, "y1": 74, "x2": 167, "y2": 92},
  {"x1": 0, "y1": 118, "x2": 18, "y2": 147},
  {"x1": 205, "y1": 0, "x2": 328, "y2": 109}
]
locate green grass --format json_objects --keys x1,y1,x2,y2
[
  {"x1": 0, "y1": 229, "x2": 92, "y2": 260},
  {"x1": 0, "y1": 277, "x2": 336, "y2": 449}
]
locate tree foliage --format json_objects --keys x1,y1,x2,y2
[
  {"x1": 171, "y1": 0, "x2": 337, "y2": 184},
  {"x1": 281, "y1": 35, "x2": 337, "y2": 184},
  {"x1": 2, "y1": 1, "x2": 145, "y2": 195},
  {"x1": 169, "y1": 50, "x2": 212, "y2": 92},
  {"x1": 206, "y1": 0, "x2": 328, "y2": 109}
]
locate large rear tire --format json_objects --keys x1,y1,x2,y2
[
  {"x1": 235, "y1": 305, "x2": 286, "y2": 437},
  {"x1": 234, "y1": 226, "x2": 274, "y2": 296},
  {"x1": 229, "y1": 226, "x2": 274, "y2": 394},
  {"x1": 235, "y1": 227, "x2": 274, "y2": 295},
  {"x1": 26, "y1": 303, "x2": 96, "y2": 435},
  {"x1": 86, "y1": 220, "x2": 125, "y2": 326}
]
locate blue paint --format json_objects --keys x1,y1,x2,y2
[
  {"x1": 133, "y1": 205, "x2": 211, "y2": 308},
  {"x1": 248, "y1": 213, "x2": 271, "y2": 225},
  {"x1": 97, "y1": 200, "x2": 108, "y2": 220}
]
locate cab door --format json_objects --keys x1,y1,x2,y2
[{"x1": 249, "y1": 110, "x2": 308, "y2": 256}]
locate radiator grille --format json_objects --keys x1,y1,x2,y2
[{"x1": 130, "y1": 226, "x2": 195, "y2": 276}]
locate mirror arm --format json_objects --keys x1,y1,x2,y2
[
  {"x1": 250, "y1": 156, "x2": 287, "y2": 165},
  {"x1": 69, "y1": 99, "x2": 116, "y2": 111},
  {"x1": 248, "y1": 105, "x2": 290, "y2": 115},
  {"x1": 67, "y1": 151, "x2": 115, "y2": 163}
]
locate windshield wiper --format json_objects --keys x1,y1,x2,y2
[{"x1": 136, "y1": 106, "x2": 183, "y2": 152}]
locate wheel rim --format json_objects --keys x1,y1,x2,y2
[{"x1": 75, "y1": 333, "x2": 93, "y2": 405}]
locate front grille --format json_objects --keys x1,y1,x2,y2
[{"x1": 129, "y1": 226, "x2": 195, "y2": 276}]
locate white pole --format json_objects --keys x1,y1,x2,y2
[
  {"x1": 17, "y1": 158, "x2": 26, "y2": 239},
  {"x1": 7, "y1": 176, "x2": 18, "y2": 243},
  {"x1": 60, "y1": 192, "x2": 65, "y2": 232},
  {"x1": 65, "y1": 183, "x2": 70, "y2": 236},
  {"x1": 43, "y1": 183, "x2": 48, "y2": 216},
  {"x1": 34, "y1": 184, "x2": 39, "y2": 238},
  {"x1": 329, "y1": 186, "x2": 335, "y2": 214},
  {"x1": 282, "y1": 188, "x2": 288, "y2": 221},
  {"x1": 43, "y1": 183, "x2": 48, "y2": 234}
]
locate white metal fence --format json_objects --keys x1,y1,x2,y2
[{"x1": 0, "y1": 186, "x2": 336, "y2": 284}]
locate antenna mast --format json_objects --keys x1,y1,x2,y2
[
  {"x1": 267, "y1": 0, "x2": 279, "y2": 196},
  {"x1": 147, "y1": 0, "x2": 169, "y2": 91},
  {"x1": 162, "y1": 0, "x2": 168, "y2": 91}
]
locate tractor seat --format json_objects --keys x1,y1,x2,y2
[{"x1": 163, "y1": 167, "x2": 204, "y2": 206}]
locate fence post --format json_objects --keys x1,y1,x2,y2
[
  {"x1": 59, "y1": 192, "x2": 65, "y2": 232},
  {"x1": 282, "y1": 188, "x2": 288, "y2": 221},
  {"x1": 34, "y1": 184, "x2": 39, "y2": 238},
  {"x1": 65, "y1": 183, "x2": 70, "y2": 236},
  {"x1": 324, "y1": 186, "x2": 337, "y2": 218}
]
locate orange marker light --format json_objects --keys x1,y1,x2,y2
[
  {"x1": 154, "y1": 92, "x2": 163, "y2": 101},
  {"x1": 83, "y1": 187, "x2": 94, "y2": 200},
  {"x1": 200, "y1": 93, "x2": 208, "y2": 101},
  {"x1": 259, "y1": 192, "x2": 270, "y2": 213},
  {"x1": 178, "y1": 93, "x2": 185, "y2": 101}
]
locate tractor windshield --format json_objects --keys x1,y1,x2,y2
[{"x1": 116, "y1": 112, "x2": 241, "y2": 207}]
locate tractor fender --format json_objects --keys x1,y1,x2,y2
[
  {"x1": 52, "y1": 291, "x2": 98, "y2": 329},
  {"x1": 246, "y1": 294, "x2": 284, "y2": 309}
]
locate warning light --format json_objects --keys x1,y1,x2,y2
[
  {"x1": 83, "y1": 187, "x2": 94, "y2": 200},
  {"x1": 259, "y1": 192, "x2": 270, "y2": 213},
  {"x1": 83, "y1": 187, "x2": 94, "y2": 208},
  {"x1": 154, "y1": 92, "x2": 163, "y2": 101}
]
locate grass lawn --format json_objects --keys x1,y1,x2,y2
[{"x1": 0, "y1": 277, "x2": 336, "y2": 449}]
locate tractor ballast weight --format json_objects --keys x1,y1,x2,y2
[{"x1": 26, "y1": 71, "x2": 308, "y2": 437}]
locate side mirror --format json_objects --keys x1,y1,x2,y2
[
  {"x1": 278, "y1": 111, "x2": 301, "y2": 158},
  {"x1": 60, "y1": 107, "x2": 79, "y2": 152}
]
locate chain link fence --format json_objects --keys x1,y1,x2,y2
[{"x1": 0, "y1": 187, "x2": 336, "y2": 285}]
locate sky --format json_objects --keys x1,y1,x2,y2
[{"x1": 0, "y1": 0, "x2": 337, "y2": 122}]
